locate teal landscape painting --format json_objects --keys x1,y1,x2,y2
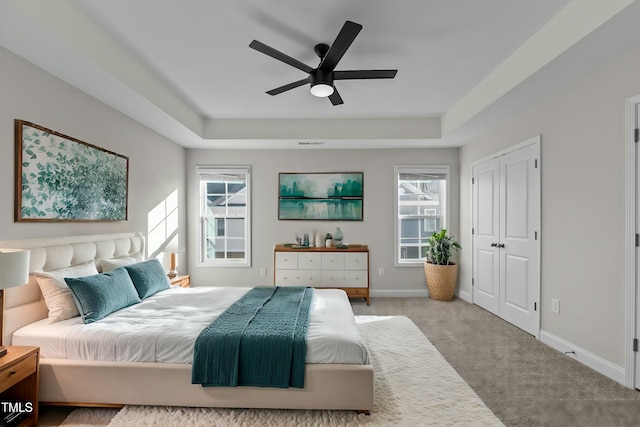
[{"x1": 278, "y1": 172, "x2": 363, "y2": 220}]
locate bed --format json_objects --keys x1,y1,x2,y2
[{"x1": 1, "y1": 233, "x2": 374, "y2": 412}]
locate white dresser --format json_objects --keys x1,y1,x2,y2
[{"x1": 274, "y1": 244, "x2": 370, "y2": 305}]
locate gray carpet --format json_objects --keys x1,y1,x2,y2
[{"x1": 351, "y1": 297, "x2": 640, "y2": 427}]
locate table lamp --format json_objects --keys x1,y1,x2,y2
[
  {"x1": 164, "y1": 240, "x2": 181, "y2": 279},
  {"x1": 0, "y1": 249, "x2": 30, "y2": 357}
]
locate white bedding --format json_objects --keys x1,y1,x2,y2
[{"x1": 12, "y1": 286, "x2": 370, "y2": 365}]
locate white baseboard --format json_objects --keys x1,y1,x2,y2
[
  {"x1": 370, "y1": 289, "x2": 429, "y2": 298},
  {"x1": 457, "y1": 289, "x2": 472, "y2": 303},
  {"x1": 370, "y1": 289, "x2": 471, "y2": 300},
  {"x1": 539, "y1": 329, "x2": 626, "y2": 386}
]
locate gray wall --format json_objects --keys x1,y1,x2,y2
[
  {"x1": 186, "y1": 148, "x2": 459, "y2": 294},
  {"x1": 459, "y1": 42, "x2": 640, "y2": 367},
  {"x1": 0, "y1": 46, "x2": 187, "y2": 262}
]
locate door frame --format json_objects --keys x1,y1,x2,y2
[
  {"x1": 624, "y1": 93, "x2": 640, "y2": 388},
  {"x1": 471, "y1": 135, "x2": 541, "y2": 339}
]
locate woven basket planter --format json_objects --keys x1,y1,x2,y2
[{"x1": 424, "y1": 262, "x2": 458, "y2": 301}]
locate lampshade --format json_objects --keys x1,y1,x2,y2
[
  {"x1": 0, "y1": 249, "x2": 30, "y2": 289},
  {"x1": 164, "y1": 238, "x2": 184, "y2": 254}
]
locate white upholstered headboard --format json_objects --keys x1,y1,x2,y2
[{"x1": 0, "y1": 232, "x2": 145, "y2": 345}]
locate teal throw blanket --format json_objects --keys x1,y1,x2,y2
[{"x1": 191, "y1": 286, "x2": 313, "y2": 388}]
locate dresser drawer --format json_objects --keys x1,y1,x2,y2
[
  {"x1": 345, "y1": 253, "x2": 367, "y2": 270},
  {"x1": 170, "y1": 275, "x2": 190, "y2": 288},
  {"x1": 275, "y1": 270, "x2": 322, "y2": 286},
  {"x1": 0, "y1": 353, "x2": 36, "y2": 391},
  {"x1": 340, "y1": 271, "x2": 368, "y2": 288},
  {"x1": 321, "y1": 270, "x2": 367, "y2": 288},
  {"x1": 344, "y1": 288, "x2": 368, "y2": 297},
  {"x1": 298, "y1": 253, "x2": 321, "y2": 270},
  {"x1": 275, "y1": 252, "x2": 298, "y2": 270},
  {"x1": 321, "y1": 253, "x2": 344, "y2": 270}
]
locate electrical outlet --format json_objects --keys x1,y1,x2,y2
[
  {"x1": 551, "y1": 298, "x2": 560, "y2": 314},
  {"x1": 379, "y1": 267, "x2": 385, "y2": 276},
  {"x1": 259, "y1": 267, "x2": 267, "y2": 277}
]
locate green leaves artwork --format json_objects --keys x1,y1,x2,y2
[{"x1": 15, "y1": 120, "x2": 128, "y2": 221}]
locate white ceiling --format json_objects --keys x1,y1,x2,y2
[{"x1": 1, "y1": 0, "x2": 639, "y2": 149}]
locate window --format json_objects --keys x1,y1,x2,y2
[
  {"x1": 394, "y1": 165, "x2": 449, "y2": 265},
  {"x1": 198, "y1": 166, "x2": 251, "y2": 267}
]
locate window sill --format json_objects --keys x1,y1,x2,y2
[
  {"x1": 198, "y1": 261, "x2": 251, "y2": 268},
  {"x1": 394, "y1": 261, "x2": 426, "y2": 268}
]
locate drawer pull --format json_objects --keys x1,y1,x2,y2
[{"x1": 8, "y1": 370, "x2": 16, "y2": 376}]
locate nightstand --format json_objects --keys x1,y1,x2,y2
[
  {"x1": 170, "y1": 275, "x2": 190, "y2": 288},
  {"x1": 0, "y1": 346, "x2": 39, "y2": 426}
]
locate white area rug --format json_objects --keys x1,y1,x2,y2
[{"x1": 61, "y1": 316, "x2": 503, "y2": 426}]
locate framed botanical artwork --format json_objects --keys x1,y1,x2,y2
[
  {"x1": 15, "y1": 120, "x2": 129, "y2": 222},
  {"x1": 278, "y1": 172, "x2": 363, "y2": 221}
]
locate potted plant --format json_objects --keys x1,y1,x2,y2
[{"x1": 424, "y1": 229, "x2": 461, "y2": 301}]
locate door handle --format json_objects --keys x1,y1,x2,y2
[
  {"x1": 490, "y1": 243, "x2": 498, "y2": 247},
  {"x1": 497, "y1": 243, "x2": 505, "y2": 248}
]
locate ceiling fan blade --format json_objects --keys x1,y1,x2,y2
[
  {"x1": 266, "y1": 78, "x2": 310, "y2": 96},
  {"x1": 320, "y1": 21, "x2": 362, "y2": 72},
  {"x1": 334, "y1": 70, "x2": 397, "y2": 80},
  {"x1": 249, "y1": 40, "x2": 313, "y2": 74},
  {"x1": 328, "y1": 88, "x2": 344, "y2": 106}
]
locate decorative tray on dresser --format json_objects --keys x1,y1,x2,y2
[{"x1": 273, "y1": 244, "x2": 370, "y2": 305}]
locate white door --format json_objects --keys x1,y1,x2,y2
[
  {"x1": 472, "y1": 139, "x2": 540, "y2": 336},
  {"x1": 472, "y1": 157, "x2": 500, "y2": 316},
  {"x1": 499, "y1": 144, "x2": 540, "y2": 335}
]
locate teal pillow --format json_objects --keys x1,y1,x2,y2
[
  {"x1": 65, "y1": 268, "x2": 141, "y2": 324},
  {"x1": 124, "y1": 259, "x2": 171, "y2": 299}
]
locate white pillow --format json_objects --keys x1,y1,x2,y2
[
  {"x1": 35, "y1": 260, "x2": 100, "y2": 323},
  {"x1": 99, "y1": 253, "x2": 144, "y2": 272}
]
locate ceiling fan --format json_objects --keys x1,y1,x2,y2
[{"x1": 249, "y1": 20, "x2": 397, "y2": 106}]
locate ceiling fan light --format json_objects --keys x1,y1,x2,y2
[{"x1": 310, "y1": 83, "x2": 334, "y2": 97}]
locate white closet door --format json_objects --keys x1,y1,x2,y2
[
  {"x1": 472, "y1": 139, "x2": 540, "y2": 337},
  {"x1": 473, "y1": 157, "x2": 500, "y2": 316},
  {"x1": 499, "y1": 144, "x2": 540, "y2": 335}
]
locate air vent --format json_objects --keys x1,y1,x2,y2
[{"x1": 298, "y1": 141, "x2": 325, "y2": 146}]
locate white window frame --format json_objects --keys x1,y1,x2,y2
[
  {"x1": 394, "y1": 165, "x2": 450, "y2": 266},
  {"x1": 197, "y1": 165, "x2": 251, "y2": 267}
]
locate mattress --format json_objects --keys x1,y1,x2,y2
[{"x1": 12, "y1": 286, "x2": 370, "y2": 365}]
